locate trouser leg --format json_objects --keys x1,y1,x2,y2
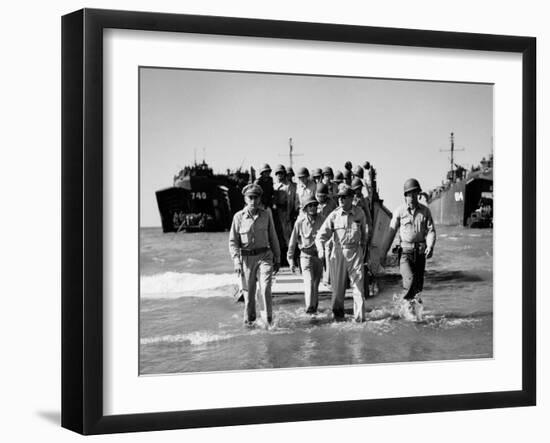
[
  {"x1": 301, "y1": 254, "x2": 323, "y2": 312},
  {"x1": 257, "y1": 252, "x2": 274, "y2": 322},
  {"x1": 242, "y1": 256, "x2": 259, "y2": 322},
  {"x1": 322, "y1": 243, "x2": 332, "y2": 286},
  {"x1": 412, "y1": 253, "x2": 426, "y2": 295},
  {"x1": 400, "y1": 252, "x2": 417, "y2": 300},
  {"x1": 311, "y1": 256, "x2": 323, "y2": 311},
  {"x1": 300, "y1": 255, "x2": 314, "y2": 311},
  {"x1": 330, "y1": 250, "x2": 347, "y2": 318},
  {"x1": 345, "y1": 248, "x2": 366, "y2": 322}
]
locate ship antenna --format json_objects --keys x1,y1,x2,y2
[{"x1": 279, "y1": 137, "x2": 303, "y2": 168}]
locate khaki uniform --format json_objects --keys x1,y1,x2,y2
[
  {"x1": 317, "y1": 198, "x2": 338, "y2": 284},
  {"x1": 287, "y1": 213, "x2": 326, "y2": 312},
  {"x1": 316, "y1": 206, "x2": 369, "y2": 321},
  {"x1": 229, "y1": 208, "x2": 281, "y2": 323},
  {"x1": 390, "y1": 203, "x2": 436, "y2": 299}
]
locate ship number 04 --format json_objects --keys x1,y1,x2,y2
[
  {"x1": 191, "y1": 192, "x2": 208, "y2": 200},
  {"x1": 454, "y1": 191, "x2": 464, "y2": 202}
]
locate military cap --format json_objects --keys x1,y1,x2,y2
[
  {"x1": 312, "y1": 167, "x2": 323, "y2": 178},
  {"x1": 259, "y1": 163, "x2": 272, "y2": 174},
  {"x1": 351, "y1": 177, "x2": 363, "y2": 191},
  {"x1": 338, "y1": 183, "x2": 354, "y2": 197},
  {"x1": 302, "y1": 195, "x2": 319, "y2": 209},
  {"x1": 343, "y1": 169, "x2": 352, "y2": 180},
  {"x1": 316, "y1": 183, "x2": 329, "y2": 195},
  {"x1": 242, "y1": 183, "x2": 263, "y2": 197},
  {"x1": 352, "y1": 165, "x2": 364, "y2": 178},
  {"x1": 322, "y1": 166, "x2": 334, "y2": 176},
  {"x1": 333, "y1": 170, "x2": 344, "y2": 183},
  {"x1": 337, "y1": 183, "x2": 354, "y2": 197},
  {"x1": 296, "y1": 166, "x2": 310, "y2": 178},
  {"x1": 286, "y1": 166, "x2": 295, "y2": 176},
  {"x1": 274, "y1": 164, "x2": 286, "y2": 174}
]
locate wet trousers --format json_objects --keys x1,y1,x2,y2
[
  {"x1": 300, "y1": 254, "x2": 323, "y2": 312},
  {"x1": 242, "y1": 250, "x2": 274, "y2": 323},
  {"x1": 399, "y1": 249, "x2": 426, "y2": 300},
  {"x1": 329, "y1": 246, "x2": 366, "y2": 321}
]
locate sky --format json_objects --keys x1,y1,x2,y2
[{"x1": 140, "y1": 67, "x2": 493, "y2": 227}]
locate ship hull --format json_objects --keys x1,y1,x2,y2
[
  {"x1": 428, "y1": 176, "x2": 492, "y2": 226},
  {"x1": 156, "y1": 185, "x2": 242, "y2": 233}
]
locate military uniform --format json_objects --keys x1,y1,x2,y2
[
  {"x1": 390, "y1": 203, "x2": 436, "y2": 299},
  {"x1": 316, "y1": 201, "x2": 369, "y2": 321},
  {"x1": 229, "y1": 186, "x2": 281, "y2": 324},
  {"x1": 287, "y1": 204, "x2": 325, "y2": 313}
]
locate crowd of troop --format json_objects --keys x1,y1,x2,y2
[{"x1": 228, "y1": 162, "x2": 436, "y2": 326}]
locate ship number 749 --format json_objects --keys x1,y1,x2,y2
[{"x1": 191, "y1": 192, "x2": 208, "y2": 200}]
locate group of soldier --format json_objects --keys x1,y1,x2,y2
[{"x1": 228, "y1": 162, "x2": 436, "y2": 327}]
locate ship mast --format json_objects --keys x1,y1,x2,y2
[
  {"x1": 440, "y1": 132, "x2": 464, "y2": 181},
  {"x1": 284, "y1": 137, "x2": 303, "y2": 168}
]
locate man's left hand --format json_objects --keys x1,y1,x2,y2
[{"x1": 273, "y1": 262, "x2": 281, "y2": 274}]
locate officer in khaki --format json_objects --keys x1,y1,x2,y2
[
  {"x1": 229, "y1": 184, "x2": 281, "y2": 325},
  {"x1": 287, "y1": 196, "x2": 325, "y2": 314},
  {"x1": 381, "y1": 178, "x2": 436, "y2": 302},
  {"x1": 316, "y1": 184, "x2": 369, "y2": 322}
]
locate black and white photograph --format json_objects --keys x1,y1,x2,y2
[{"x1": 139, "y1": 67, "x2": 494, "y2": 375}]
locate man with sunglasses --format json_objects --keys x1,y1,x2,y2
[{"x1": 229, "y1": 184, "x2": 281, "y2": 326}]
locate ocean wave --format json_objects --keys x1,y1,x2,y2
[
  {"x1": 141, "y1": 272, "x2": 238, "y2": 298},
  {"x1": 141, "y1": 331, "x2": 233, "y2": 346}
]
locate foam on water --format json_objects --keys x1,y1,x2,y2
[
  {"x1": 141, "y1": 271, "x2": 237, "y2": 299},
  {"x1": 141, "y1": 331, "x2": 233, "y2": 346}
]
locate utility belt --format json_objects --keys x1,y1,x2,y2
[
  {"x1": 395, "y1": 241, "x2": 426, "y2": 261},
  {"x1": 300, "y1": 245, "x2": 318, "y2": 256},
  {"x1": 240, "y1": 247, "x2": 270, "y2": 256}
]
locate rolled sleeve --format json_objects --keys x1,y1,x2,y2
[{"x1": 228, "y1": 214, "x2": 242, "y2": 262}]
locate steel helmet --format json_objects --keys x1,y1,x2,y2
[
  {"x1": 333, "y1": 170, "x2": 344, "y2": 183},
  {"x1": 259, "y1": 163, "x2": 272, "y2": 174},
  {"x1": 352, "y1": 165, "x2": 364, "y2": 178},
  {"x1": 322, "y1": 166, "x2": 334, "y2": 176},
  {"x1": 286, "y1": 166, "x2": 295, "y2": 177},
  {"x1": 274, "y1": 164, "x2": 286, "y2": 175},
  {"x1": 312, "y1": 167, "x2": 323, "y2": 178},
  {"x1": 296, "y1": 166, "x2": 310, "y2": 178},
  {"x1": 403, "y1": 178, "x2": 422, "y2": 195},
  {"x1": 302, "y1": 195, "x2": 319, "y2": 209}
]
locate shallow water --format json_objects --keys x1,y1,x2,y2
[{"x1": 139, "y1": 226, "x2": 493, "y2": 374}]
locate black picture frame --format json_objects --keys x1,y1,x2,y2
[{"x1": 61, "y1": 8, "x2": 536, "y2": 435}]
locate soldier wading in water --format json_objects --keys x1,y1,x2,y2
[
  {"x1": 381, "y1": 178, "x2": 436, "y2": 318},
  {"x1": 229, "y1": 184, "x2": 281, "y2": 326}
]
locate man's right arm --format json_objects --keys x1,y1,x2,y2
[
  {"x1": 315, "y1": 214, "x2": 334, "y2": 258},
  {"x1": 228, "y1": 214, "x2": 242, "y2": 272}
]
